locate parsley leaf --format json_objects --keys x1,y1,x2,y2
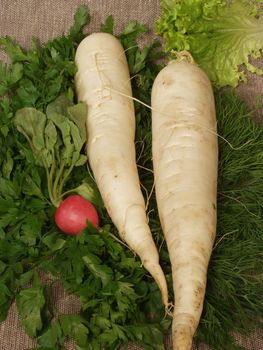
[
  {"x1": 101, "y1": 15, "x2": 114, "y2": 34},
  {"x1": 16, "y1": 274, "x2": 46, "y2": 337},
  {"x1": 69, "y1": 5, "x2": 90, "y2": 42}
]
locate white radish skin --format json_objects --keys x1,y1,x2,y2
[
  {"x1": 75, "y1": 33, "x2": 169, "y2": 308},
  {"x1": 151, "y1": 57, "x2": 218, "y2": 349}
]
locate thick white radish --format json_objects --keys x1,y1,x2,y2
[
  {"x1": 151, "y1": 55, "x2": 218, "y2": 349},
  {"x1": 75, "y1": 33, "x2": 169, "y2": 307}
]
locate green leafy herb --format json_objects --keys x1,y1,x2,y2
[
  {"x1": 0, "y1": 8, "x2": 168, "y2": 350},
  {"x1": 37, "y1": 229, "x2": 167, "y2": 350},
  {"x1": 14, "y1": 95, "x2": 88, "y2": 207},
  {"x1": 197, "y1": 91, "x2": 263, "y2": 349},
  {"x1": 1, "y1": 4, "x2": 263, "y2": 350},
  {"x1": 16, "y1": 275, "x2": 46, "y2": 338},
  {"x1": 101, "y1": 15, "x2": 114, "y2": 34},
  {"x1": 69, "y1": 4, "x2": 90, "y2": 42},
  {"x1": 155, "y1": 0, "x2": 263, "y2": 87}
]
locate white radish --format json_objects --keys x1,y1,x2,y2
[
  {"x1": 151, "y1": 54, "x2": 218, "y2": 349},
  {"x1": 74, "y1": 33, "x2": 169, "y2": 308}
]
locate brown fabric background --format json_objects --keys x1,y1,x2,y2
[{"x1": 0, "y1": 1, "x2": 262, "y2": 349}]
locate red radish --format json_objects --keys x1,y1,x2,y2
[{"x1": 55, "y1": 195, "x2": 99, "y2": 235}]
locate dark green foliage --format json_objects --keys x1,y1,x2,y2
[{"x1": 0, "y1": 5, "x2": 262, "y2": 350}]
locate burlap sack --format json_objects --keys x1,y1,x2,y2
[{"x1": 0, "y1": 1, "x2": 262, "y2": 349}]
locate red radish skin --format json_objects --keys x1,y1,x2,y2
[{"x1": 55, "y1": 195, "x2": 99, "y2": 235}]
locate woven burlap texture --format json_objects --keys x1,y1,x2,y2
[{"x1": 0, "y1": 1, "x2": 262, "y2": 349}]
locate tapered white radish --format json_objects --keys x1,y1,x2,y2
[
  {"x1": 74, "y1": 33, "x2": 169, "y2": 307},
  {"x1": 151, "y1": 54, "x2": 218, "y2": 349}
]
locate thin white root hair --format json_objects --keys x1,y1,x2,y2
[
  {"x1": 104, "y1": 86, "x2": 253, "y2": 151},
  {"x1": 219, "y1": 192, "x2": 260, "y2": 218},
  {"x1": 213, "y1": 229, "x2": 239, "y2": 250},
  {"x1": 199, "y1": 125, "x2": 253, "y2": 151},
  {"x1": 158, "y1": 236, "x2": 165, "y2": 254},
  {"x1": 123, "y1": 44, "x2": 140, "y2": 55},
  {"x1": 146, "y1": 208, "x2": 154, "y2": 223},
  {"x1": 164, "y1": 302, "x2": 174, "y2": 319},
  {"x1": 109, "y1": 232, "x2": 131, "y2": 250},
  {"x1": 137, "y1": 164, "x2": 154, "y2": 174},
  {"x1": 86, "y1": 163, "x2": 96, "y2": 183},
  {"x1": 138, "y1": 168, "x2": 155, "y2": 211},
  {"x1": 140, "y1": 180, "x2": 154, "y2": 212},
  {"x1": 135, "y1": 139, "x2": 145, "y2": 164},
  {"x1": 129, "y1": 73, "x2": 140, "y2": 82},
  {"x1": 111, "y1": 43, "x2": 142, "y2": 85},
  {"x1": 105, "y1": 85, "x2": 153, "y2": 110},
  {"x1": 146, "y1": 180, "x2": 155, "y2": 211},
  {"x1": 140, "y1": 181, "x2": 149, "y2": 207},
  {"x1": 98, "y1": 227, "x2": 132, "y2": 250}
]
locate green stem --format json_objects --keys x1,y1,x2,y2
[
  {"x1": 49, "y1": 150, "x2": 56, "y2": 190},
  {"x1": 52, "y1": 159, "x2": 66, "y2": 206},
  {"x1": 42, "y1": 160, "x2": 56, "y2": 208},
  {"x1": 41, "y1": 152, "x2": 60, "y2": 208},
  {"x1": 57, "y1": 186, "x2": 79, "y2": 202},
  {"x1": 57, "y1": 160, "x2": 76, "y2": 200}
]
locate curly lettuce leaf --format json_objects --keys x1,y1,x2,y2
[{"x1": 155, "y1": 0, "x2": 263, "y2": 87}]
